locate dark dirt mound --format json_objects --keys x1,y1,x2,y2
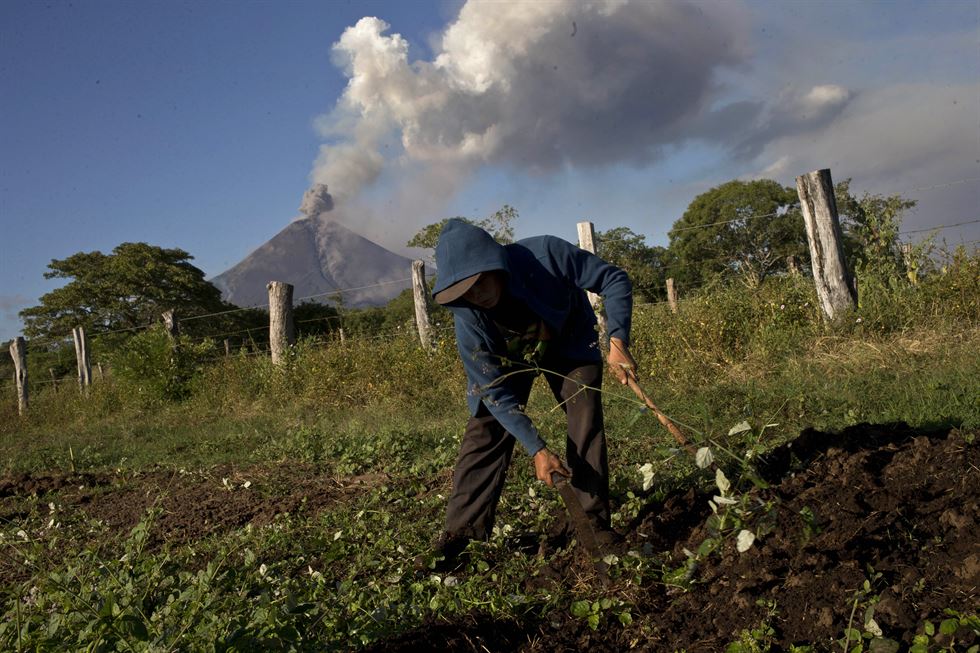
[
  {"x1": 365, "y1": 423, "x2": 979, "y2": 652},
  {"x1": 623, "y1": 423, "x2": 979, "y2": 651}
]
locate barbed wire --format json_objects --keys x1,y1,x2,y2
[
  {"x1": 593, "y1": 175, "x2": 980, "y2": 246},
  {"x1": 3, "y1": 173, "x2": 977, "y2": 355},
  {"x1": 898, "y1": 217, "x2": 980, "y2": 236},
  {"x1": 885, "y1": 176, "x2": 980, "y2": 196}
]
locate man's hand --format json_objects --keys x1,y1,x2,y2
[
  {"x1": 533, "y1": 447, "x2": 570, "y2": 487},
  {"x1": 608, "y1": 337, "x2": 638, "y2": 385}
]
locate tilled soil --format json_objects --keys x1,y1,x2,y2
[
  {"x1": 1, "y1": 423, "x2": 976, "y2": 651},
  {"x1": 0, "y1": 463, "x2": 387, "y2": 585},
  {"x1": 365, "y1": 423, "x2": 979, "y2": 652}
]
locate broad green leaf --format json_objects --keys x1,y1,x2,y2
[
  {"x1": 117, "y1": 615, "x2": 149, "y2": 641},
  {"x1": 868, "y1": 638, "x2": 900, "y2": 653},
  {"x1": 864, "y1": 617, "x2": 883, "y2": 637},
  {"x1": 736, "y1": 529, "x2": 755, "y2": 553},
  {"x1": 695, "y1": 447, "x2": 714, "y2": 469},
  {"x1": 638, "y1": 463, "x2": 655, "y2": 491},
  {"x1": 570, "y1": 600, "x2": 591, "y2": 618},
  {"x1": 728, "y1": 421, "x2": 751, "y2": 436},
  {"x1": 715, "y1": 468, "x2": 731, "y2": 495}
]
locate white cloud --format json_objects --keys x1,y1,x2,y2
[{"x1": 309, "y1": 0, "x2": 752, "y2": 216}]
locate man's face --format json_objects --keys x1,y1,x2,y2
[{"x1": 462, "y1": 271, "x2": 505, "y2": 309}]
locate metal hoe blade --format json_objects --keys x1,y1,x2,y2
[{"x1": 551, "y1": 472, "x2": 610, "y2": 585}]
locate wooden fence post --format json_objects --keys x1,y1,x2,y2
[
  {"x1": 786, "y1": 255, "x2": 799, "y2": 277},
  {"x1": 576, "y1": 221, "x2": 608, "y2": 347},
  {"x1": 161, "y1": 310, "x2": 181, "y2": 368},
  {"x1": 411, "y1": 260, "x2": 434, "y2": 352},
  {"x1": 267, "y1": 281, "x2": 295, "y2": 365},
  {"x1": 796, "y1": 168, "x2": 857, "y2": 321},
  {"x1": 10, "y1": 337, "x2": 27, "y2": 415},
  {"x1": 96, "y1": 362, "x2": 104, "y2": 381},
  {"x1": 900, "y1": 243, "x2": 918, "y2": 285},
  {"x1": 162, "y1": 310, "x2": 180, "y2": 341},
  {"x1": 72, "y1": 326, "x2": 92, "y2": 390},
  {"x1": 49, "y1": 368, "x2": 58, "y2": 394},
  {"x1": 338, "y1": 328, "x2": 346, "y2": 347},
  {"x1": 666, "y1": 278, "x2": 679, "y2": 314},
  {"x1": 223, "y1": 339, "x2": 231, "y2": 357}
]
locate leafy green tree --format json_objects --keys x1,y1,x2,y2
[
  {"x1": 667, "y1": 180, "x2": 807, "y2": 287},
  {"x1": 407, "y1": 205, "x2": 518, "y2": 250},
  {"x1": 294, "y1": 301, "x2": 342, "y2": 340},
  {"x1": 595, "y1": 227, "x2": 670, "y2": 302},
  {"x1": 340, "y1": 287, "x2": 450, "y2": 338},
  {"x1": 842, "y1": 188, "x2": 917, "y2": 288},
  {"x1": 20, "y1": 243, "x2": 229, "y2": 340}
]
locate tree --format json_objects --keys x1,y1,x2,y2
[
  {"x1": 407, "y1": 205, "x2": 518, "y2": 250},
  {"x1": 834, "y1": 179, "x2": 917, "y2": 285},
  {"x1": 595, "y1": 227, "x2": 670, "y2": 302},
  {"x1": 340, "y1": 287, "x2": 450, "y2": 338},
  {"x1": 667, "y1": 180, "x2": 807, "y2": 288},
  {"x1": 21, "y1": 242, "x2": 229, "y2": 340}
]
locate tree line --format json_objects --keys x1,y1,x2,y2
[{"x1": 3, "y1": 176, "x2": 918, "y2": 383}]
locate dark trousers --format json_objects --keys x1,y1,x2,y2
[{"x1": 444, "y1": 360, "x2": 609, "y2": 540}]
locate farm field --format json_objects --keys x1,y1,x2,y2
[{"x1": 2, "y1": 276, "x2": 979, "y2": 651}]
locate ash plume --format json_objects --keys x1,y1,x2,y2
[
  {"x1": 294, "y1": 0, "x2": 978, "y2": 248},
  {"x1": 298, "y1": 183, "x2": 334, "y2": 217},
  {"x1": 305, "y1": 0, "x2": 761, "y2": 239}
]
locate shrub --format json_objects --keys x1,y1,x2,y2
[{"x1": 108, "y1": 326, "x2": 217, "y2": 404}]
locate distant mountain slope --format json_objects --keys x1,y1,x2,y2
[{"x1": 211, "y1": 214, "x2": 413, "y2": 308}]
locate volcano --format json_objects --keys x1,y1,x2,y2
[{"x1": 211, "y1": 214, "x2": 414, "y2": 309}]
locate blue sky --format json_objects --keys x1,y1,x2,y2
[{"x1": 1, "y1": 0, "x2": 978, "y2": 342}]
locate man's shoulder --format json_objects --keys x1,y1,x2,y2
[
  {"x1": 512, "y1": 234, "x2": 569, "y2": 249},
  {"x1": 509, "y1": 234, "x2": 576, "y2": 261}
]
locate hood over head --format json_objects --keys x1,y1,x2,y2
[{"x1": 432, "y1": 219, "x2": 509, "y2": 304}]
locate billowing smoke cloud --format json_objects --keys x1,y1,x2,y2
[
  {"x1": 307, "y1": 0, "x2": 754, "y2": 235},
  {"x1": 730, "y1": 84, "x2": 854, "y2": 159},
  {"x1": 298, "y1": 183, "x2": 334, "y2": 216}
]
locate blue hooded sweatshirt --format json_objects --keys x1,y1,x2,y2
[{"x1": 432, "y1": 219, "x2": 632, "y2": 455}]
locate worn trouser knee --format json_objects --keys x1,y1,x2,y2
[
  {"x1": 547, "y1": 362, "x2": 610, "y2": 528},
  {"x1": 444, "y1": 410, "x2": 517, "y2": 540},
  {"x1": 444, "y1": 359, "x2": 610, "y2": 538}
]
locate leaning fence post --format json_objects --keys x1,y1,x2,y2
[
  {"x1": 267, "y1": 281, "x2": 295, "y2": 365},
  {"x1": 666, "y1": 278, "x2": 679, "y2": 314},
  {"x1": 10, "y1": 337, "x2": 27, "y2": 415},
  {"x1": 576, "y1": 221, "x2": 608, "y2": 347},
  {"x1": 411, "y1": 260, "x2": 434, "y2": 352},
  {"x1": 796, "y1": 168, "x2": 857, "y2": 321},
  {"x1": 72, "y1": 326, "x2": 92, "y2": 390}
]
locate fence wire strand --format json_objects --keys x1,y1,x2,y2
[{"x1": 4, "y1": 173, "x2": 979, "y2": 356}]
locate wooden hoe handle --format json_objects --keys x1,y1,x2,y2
[{"x1": 625, "y1": 376, "x2": 697, "y2": 456}]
